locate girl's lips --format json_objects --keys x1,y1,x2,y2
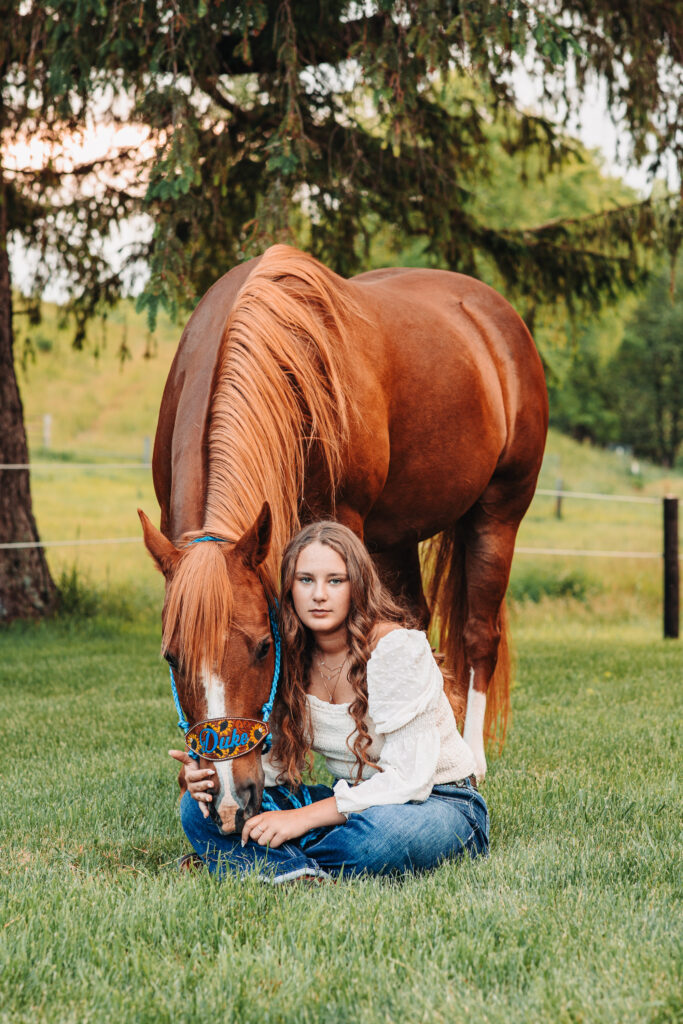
[{"x1": 310, "y1": 609, "x2": 331, "y2": 615}]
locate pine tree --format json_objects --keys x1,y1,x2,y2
[{"x1": 2, "y1": 0, "x2": 682, "y2": 619}]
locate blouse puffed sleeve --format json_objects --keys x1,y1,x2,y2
[{"x1": 333, "y1": 628, "x2": 443, "y2": 814}]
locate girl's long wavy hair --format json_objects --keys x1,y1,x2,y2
[{"x1": 271, "y1": 521, "x2": 418, "y2": 787}]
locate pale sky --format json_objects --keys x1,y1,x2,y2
[
  {"x1": 9, "y1": 73, "x2": 675, "y2": 302},
  {"x1": 511, "y1": 65, "x2": 678, "y2": 196}
]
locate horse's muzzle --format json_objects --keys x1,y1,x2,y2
[{"x1": 211, "y1": 780, "x2": 261, "y2": 834}]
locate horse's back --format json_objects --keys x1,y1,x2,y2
[
  {"x1": 352, "y1": 267, "x2": 545, "y2": 422},
  {"x1": 347, "y1": 267, "x2": 547, "y2": 539},
  {"x1": 353, "y1": 266, "x2": 542, "y2": 380}
]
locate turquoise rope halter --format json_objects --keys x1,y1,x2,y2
[{"x1": 167, "y1": 534, "x2": 281, "y2": 760}]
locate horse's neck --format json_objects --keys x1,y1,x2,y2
[{"x1": 201, "y1": 246, "x2": 361, "y2": 566}]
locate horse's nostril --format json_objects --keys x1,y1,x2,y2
[
  {"x1": 249, "y1": 782, "x2": 261, "y2": 814},
  {"x1": 240, "y1": 781, "x2": 260, "y2": 816}
]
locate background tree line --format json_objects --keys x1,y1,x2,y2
[
  {"x1": 549, "y1": 262, "x2": 682, "y2": 469},
  {"x1": 2, "y1": 0, "x2": 682, "y2": 619}
]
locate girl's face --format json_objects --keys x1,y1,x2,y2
[{"x1": 291, "y1": 541, "x2": 351, "y2": 637}]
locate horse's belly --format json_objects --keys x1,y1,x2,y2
[{"x1": 364, "y1": 444, "x2": 500, "y2": 549}]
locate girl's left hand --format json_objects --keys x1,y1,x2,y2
[{"x1": 242, "y1": 808, "x2": 311, "y2": 849}]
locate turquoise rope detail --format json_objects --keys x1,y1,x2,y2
[
  {"x1": 169, "y1": 665, "x2": 199, "y2": 761},
  {"x1": 262, "y1": 604, "x2": 281, "y2": 721},
  {"x1": 169, "y1": 665, "x2": 190, "y2": 732},
  {"x1": 260, "y1": 790, "x2": 279, "y2": 812}
]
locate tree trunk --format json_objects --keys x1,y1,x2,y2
[{"x1": 0, "y1": 173, "x2": 56, "y2": 621}]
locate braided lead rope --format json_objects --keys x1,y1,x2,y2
[
  {"x1": 169, "y1": 665, "x2": 191, "y2": 732},
  {"x1": 255, "y1": 601, "x2": 281, "y2": 754},
  {"x1": 169, "y1": 664, "x2": 200, "y2": 761},
  {"x1": 261, "y1": 603, "x2": 281, "y2": 723}
]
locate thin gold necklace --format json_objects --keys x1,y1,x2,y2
[{"x1": 314, "y1": 649, "x2": 350, "y2": 703}]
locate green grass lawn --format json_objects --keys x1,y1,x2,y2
[
  {"x1": 4, "y1": 301, "x2": 682, "y2": 1021},
  {"x1": 0, "y1": 615, "x2": 680, "y2": 1023}
]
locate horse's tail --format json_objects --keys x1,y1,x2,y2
[{"x1": 423, "y1": 525, "x2": 511, "y2": 749}]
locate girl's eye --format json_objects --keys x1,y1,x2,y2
[
  {"x1": 255, "y1": 638, "x2": 271, "y2": 662},
  {"x1": 298, "y1": 575, "x2": 313, "y2": 584}
]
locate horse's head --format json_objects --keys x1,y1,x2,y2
[{"x1": 139, "y1": 503, "x2": 276, "y2": 834}]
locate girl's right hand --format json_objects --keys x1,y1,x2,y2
[{"x1": 168, "y1": 750, "x2": 216, "y2": 819}]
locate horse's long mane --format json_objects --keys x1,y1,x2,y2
[
  {"x1": 162, "y1": 245, "x2": 368, "y2": 683},
  {"x1": 205, "y1": 244, "x2": 365, "y2": 574}
]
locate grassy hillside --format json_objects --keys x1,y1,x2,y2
[
  {"x1": 13, "y1": 298, "x2": 683, "y2": 628},
  {"x1": 15, "y1": 299, "x2": 179, "y2": 458}
]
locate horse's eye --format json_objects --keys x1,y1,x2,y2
[
  {"x1": 164, "y1": 651, "x2": 179, "y2": 671},
  {"x1": 255, "y1": 638, "x2": 271, "y2": 662}
]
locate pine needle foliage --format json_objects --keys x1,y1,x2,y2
[{"x1": 4, "y1": 2, "x2": 681, "y2": 330}]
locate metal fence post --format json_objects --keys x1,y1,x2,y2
[
  {"x1": 663, "y1": 495, "x2": 679, "y2": 639},
  {"x1": 42, "y1": 413, "x2": 52, "y2": 448}
]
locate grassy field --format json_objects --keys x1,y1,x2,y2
[
  {"x1": 3, "y1": 299, "x2": 681, "y2": 1021},
  {"x1": 0, "y1": 615, "x2": 680, "y2": 1023}
]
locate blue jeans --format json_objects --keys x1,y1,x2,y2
[{"x1": 180, "y1": 781, "x2": 489, "y2": 881}]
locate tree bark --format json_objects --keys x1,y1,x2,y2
[{"x1": 0, "y1": 171, "x2": 56, "y2": 621}]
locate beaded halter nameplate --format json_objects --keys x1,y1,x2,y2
[{"x1": 185, "y1": 717, "x2": 270, "y2": 761}]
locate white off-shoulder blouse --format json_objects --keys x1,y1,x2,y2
[{"x1": 262, "y1": 628, "x2": 477, "y2": 815}]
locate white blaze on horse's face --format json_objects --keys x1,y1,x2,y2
[{"x1": 201, "y1": 665, "x2": 241, "y2": 832}]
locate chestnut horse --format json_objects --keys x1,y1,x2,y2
[{"x1": 140, "y1": 244, "x2": 547, "y2": 833}]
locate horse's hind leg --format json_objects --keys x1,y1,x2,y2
[{"x1": 460, "y1": 482, "x2": 531, "y2": 780}]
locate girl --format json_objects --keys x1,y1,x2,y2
[{"x1": 178, "y1": 521, "x2": 489, "y2": 881}]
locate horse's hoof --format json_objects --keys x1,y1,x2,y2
[
  {"x1": 178, "y1": 853, "x2": 205, "y2": 873},
  {"x1": 473, "y1": 752, "x2": 487, "y2": 784}
]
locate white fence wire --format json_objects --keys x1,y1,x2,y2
[{"x1": 1, "y1": 464, "x2": 679, "y2": 557}]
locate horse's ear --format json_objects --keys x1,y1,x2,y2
[
  {"x1": 233, "y1": 502, "x2": 272, "y2": 570},
  {"x1": 138, "y1": 509, "x2": 182, "y2": 577}
]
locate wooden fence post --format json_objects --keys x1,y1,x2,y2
[
  {"x1": 663, "y1": 495, "x2": 679, "y2": 639},
  {"x1": 555, "y1": 478, "x2": 563, "y2": 520}
]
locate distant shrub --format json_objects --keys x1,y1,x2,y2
[
  {"x1": 56, "y1": 567, "x2": 100, "y2": 618},
  {"x1": 36, "y1": 335, "x2": 54, "y2": 353},
  {"x1": 508, "y1": 567, "x2": 599, "y2": 604},
  {"x1": 55, "y1": 567, "x2": 142, "y2": 621}
]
